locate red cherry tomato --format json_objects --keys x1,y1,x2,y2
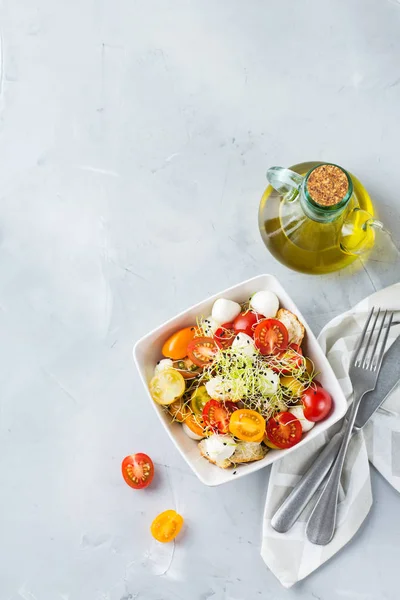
[
  {"x1": 187, "y1": 336, "x2": 218, "y2": 367},
  {"x1": 271, "y1": 343, "x2": 304, "y2": 374},
  {"x1": 202, "y1": 400, "x2": 238, "y2": 434},
  {"x1": 302, "y1": 385, "x2": 332, "y2": 422},
  {"x1": 232, "y1": 311, "x2": 262, "y2": 337},
  {"x1": 213, "y1": 323, "x2": 236, "y2": 349},
  {"x1": 121, "y1": 453, "x2": 154, "y2": 489},
  {"x1": 266, "y1": 412, "x2": 302, "y2": 449},
  {"x1": 254, "y1": 319, "x2": 289, "y2": 355}
]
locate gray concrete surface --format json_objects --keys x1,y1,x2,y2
[{"x1": 1, "y1": 0, "x2": 400, "y2": 598}]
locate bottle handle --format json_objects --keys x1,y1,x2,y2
[
  {"x1": 340, "y1": 208, "x2": 399, "y2": 261},
  {"x1": 267, "y1": 167, "x2": 304, "y2": 202}
]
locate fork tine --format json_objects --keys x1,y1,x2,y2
[
  {"x1": 361, "y1": 308, "x2": 380, "y2": 368},
  {"x1": 352, "y1": 307, "x2": 374, "y2": 367},
  {"x1": 372, "y1": 311, "x2": 393, "y2": 372},
  {"x1": 369, "y1": 310, "x2": 387, "y2": 367}
]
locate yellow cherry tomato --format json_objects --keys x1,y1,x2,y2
[
  {"x1": 151, "y1": 510, "x2": 184, "y2": 543},
  {"x1": 190, "y1": 385, "x2": 211, "y2": 415},
  {"x1": 150, "y1": 369, "x2": 185, "y2": 405},
  {"x1": 229, "y1": 409, "x2": 265, "y2": 442},
  {"x1": 280, "y1": 376, "x2": 305, "y2": 398},
  {"x1": 162, "y1": 327, "x2": 197, "y2": 360}
]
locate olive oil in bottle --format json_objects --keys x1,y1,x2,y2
[{"x1": 258, "y1": 161, "x2": 376, "y2": 275}]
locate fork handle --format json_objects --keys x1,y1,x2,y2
[
  {"x1": 271, "y1": 427, "x2": 346, "y2": 533},
  {"x1": 305, "y1": 394, "x2": 364, "y2": 545}
]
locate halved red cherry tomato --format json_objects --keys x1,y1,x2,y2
[
  {"x1": 162, "y1": 327, "x2": 197, "y2": 360},
  {"x1": 232, "y1": 311, "x2": 262, "y2": 337},
  {"x1": 302, "y1": 384, "x2": 332, "y2": 422},
  {"x1": 151, "y1": 510, "x2": 184, "y2": 543},
  {"x1": 121, "y1": 453, "x2": 154, "y2": 489},
  {"x1": 213, "y1": 323, "x2": 236, "y2": 349},
  {"x1": 202, "y1": 400, "x2": 237, "y2": 434},
  {"x1": 266, "y1": 412, "x2": 302, "y2": 449},
  {"x1": 271, "y1": 344, "x2": 305, "y2": 375},
  {"x1": 187, "y1": 336, "x2": 218, "y2": 367},
  {"x1": 254, "y1": 319, "x2": 288, "y2": 355}
]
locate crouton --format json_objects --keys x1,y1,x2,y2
[{"x1": 276, "y1": 308, "x2": 305, "y2": 345}]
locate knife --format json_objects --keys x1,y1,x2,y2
[{"x1": 271, "y1": 335, "x2": 400, "y2": 534}]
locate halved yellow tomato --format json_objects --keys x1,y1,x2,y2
[
  {"x1": 229, "y1": 409, "x2": 265, "y2": 442},
  {"x1": 190, "y1": 385, "x2": 211, "y2": 415},
  {"x1": 162, "y1": 327, "x2": 197, "y2": 360},
  {"x1": 151, "y1": 510, "x2": 184, "y2": 543},
  {"x1": 168, "y1": 399, "x2": 191, "y2": 422},
  {"x1": 280, "y1": 376, "x2": 305, "y2": 398},
  {"x1": 150, "y1": 369, "x2": 185, "y2": 405}
]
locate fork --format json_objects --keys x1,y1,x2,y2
[{"x1": 306, "y1": 307, "x2": 394, "y2": 545}]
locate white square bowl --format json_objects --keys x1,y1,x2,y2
[{"x1": 133, "y1": 274, "x2": 347, "y2": 486}]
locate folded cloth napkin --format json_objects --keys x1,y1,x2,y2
[{"x1": 261, "y1": 282, "x2": 400, "y2": 588}]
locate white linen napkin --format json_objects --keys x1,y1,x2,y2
[{"x1": 261, "y1": 282, "x2": 400, "y2": 588}]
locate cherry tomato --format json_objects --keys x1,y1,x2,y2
[
  {"x1": 202, "y1": 400, "x2": 238, "y2": 434},
  {"x1": 214, "y1": 323, "x2": 236, "y2": 349},
  {"x1": 173, "y1": 357, "x2": 202, "y2": 379},
  {"x1": 187, "y1": 336, "x2": 218, "y2": 367},
  {"x1": 302, "y1": 385, "x2": 332, "y2": 422},
  {"x1": 229, "y1": 409, "x2": 266, "y2": 442},
  {"x1": 190, "y1": 385, "x2": 211, "y2": 415},
  {"x1": 266, "y1": 412, "x2": 302, "y2": 449},
  {"x1": 162, "y1": 327, "x2": 197, "y2": 360},
  {"x1": 280, "y1": 376, "x2": 305, "y2": 398},
  {"x1": 168, "y1": 399, "x2": 191, "y2": 422},
  {"x1": 304, "y1": 357, "x2": 315, "y2": 376},
  {"x1": 151, "y1": 510, "x2": 184, "y2": 543},
  {"x1": 150, "y1": 369, "x2": 185, "y2": 405},
  {"x1": 121, "y1": 453, "x2": 154, "y2": 489},
  {"x1": 254, "y1": 319, "x2": 288, "y2": 355},
  {"x1": 232, "y1": 311, "x2": 262, "y2": 337},
  {"x1": 270, "y1": 343, "x2": 303, "y2": 374},
  {"x1": 184, "y1": 413, "x2": 207, "y2": 438}
]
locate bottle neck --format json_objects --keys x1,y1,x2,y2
[{"x1": 300, "y1": 184, "x2": 350, "y2": 223}]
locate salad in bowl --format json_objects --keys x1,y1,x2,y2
[{"x1": 147, "y1": 290, "x2": 332, "y2": 471}]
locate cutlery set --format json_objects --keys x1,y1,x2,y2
[{"x1": 271, "y1": 308, "x2": 399, "y2": 545}]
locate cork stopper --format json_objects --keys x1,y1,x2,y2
[{"x1": 306, "y1": 165, "x2": 349, "y2": 206}]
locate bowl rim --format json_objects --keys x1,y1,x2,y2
[{"x1": 133, "y1": 274, "x2": 348, "y2": 486}]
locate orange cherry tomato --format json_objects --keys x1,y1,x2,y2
[
  {"x1": 121, "y1": 453, "x2": 154, "y2": 489},
  {"x1": 184, "y1": 413, "x2": 207, "y2": 437},
  {"x1": 151, "y1": 510, "x2": 184, "y2": 543},
  {"x1": 162, "y1": 327, "x2": 197, "y2": 360},
  {"x1": 229, "y1": 409, "x2": 265, "y2": 442},
  {"x1": 168, "y1": 399, "x2": 191, "y2": 423}
]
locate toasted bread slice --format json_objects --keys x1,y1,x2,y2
[
  {"x1": 277, "y1": 308, "x2": 305, "y2": 346},
  {"x1": 198, "y1": 439, "x2": 232, "y2": 469},
  {"x1": 230, "y1": 442, "x2": 267, "y2": 464}
]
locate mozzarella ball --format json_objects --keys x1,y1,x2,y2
[
  {"x1": 232, "y1": 332, "x2": 258, "y2": 357},
  {"x1": 250, "y1": 291, "x2": 279, "y2": 318},
  {"x1": 202, "y1": 315, "x2": 219, "y2": 336},
  {"x1": 155, "y1": 358, "x2": 174, "y2": 374},
  {"x1": 201, "y1": 434, "x2": 236, "y2": 464},
  {"x1": 289, "y1": 405, "x2": 315, "y2": 432},
  {"x1": 212, "y1": 298, "x2": 241, "y2": 324}
]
